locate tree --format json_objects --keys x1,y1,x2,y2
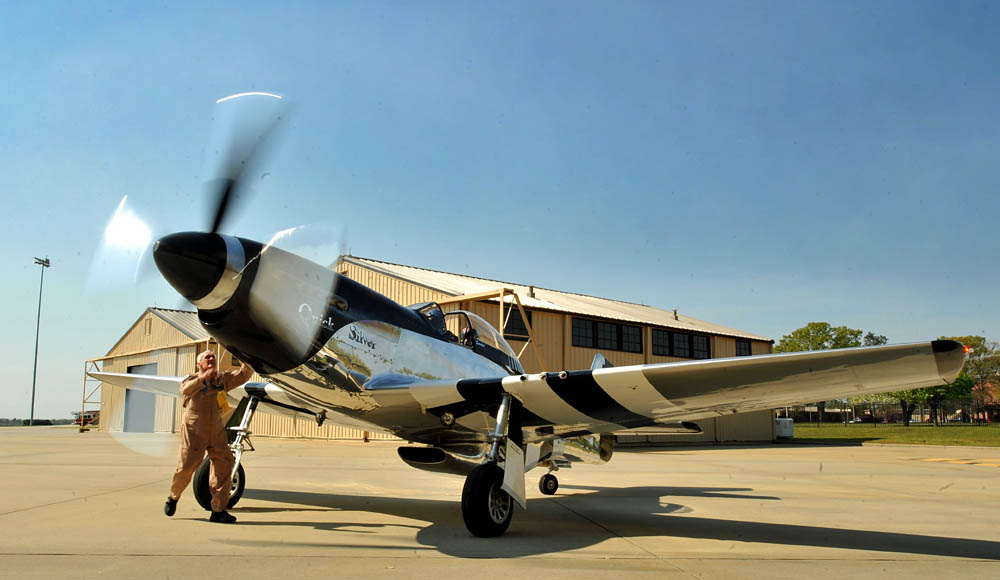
[
  {"x1": 885, "y1": 389, "x2": 924, "y2": 426},
  {"x1": 776, "y1": 322, "x2": 888, "y2": 422},
  {"x1": 903, "y1": 373, "x2": 975, "y2": 425},
  {"x1": 848, "y1": 392, "x2": 896, "y2": 423},
  {"x1": 774, "y1": 322, "x2": 887, "y2": 353}
]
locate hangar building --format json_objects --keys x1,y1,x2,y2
[{"x1": 86, "y1": 256, "x2": 775, "y2": 444}]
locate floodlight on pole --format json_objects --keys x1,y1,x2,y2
[{"x1": 30, "y1": 257, "x2": 50, "y2": 427}]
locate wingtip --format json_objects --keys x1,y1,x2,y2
[
  {"x1": 931, "y1": 339, "x2": 962, "y2": 354},
  {"x1": 932, "y1": 340, "x2": 966, "y2": 383}
]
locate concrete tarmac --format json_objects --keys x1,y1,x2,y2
[{"x1": 1, "y1": 427, "x2": 998, "y2": 579}]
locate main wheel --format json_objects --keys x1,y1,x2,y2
[
  {"x1": 193, "y1": 457, "x2": 246, "y2": 511},
  {"x1": 461, "y1": 463, "x2": 513, "y2": 537},
  {"x1": 538, "y1": 473, "x2": 558, "y2": 495}
]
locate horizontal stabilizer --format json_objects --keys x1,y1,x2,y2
[{"x1": 591, "y1": 353, "x2": 614, "y2": 369}]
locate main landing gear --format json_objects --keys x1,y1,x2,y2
[
  {"x1": 461, "y1": 393, "x2": 522, "y2": 537},
  {"x1": 461, "y1": 463, "x2": 513, "y2": 537},
  {"x1": 193, "y1": 458, "x2": 246, "y2": 510},
  {"x1": 192, "y1": 389, "x2": 328, "y2": 512},
  {"x1": 193, "y1": 395, "x2": 260, "y2": 511},
  {"x1": 538, "y1": 472, "x2": 558, "y2": 495}
]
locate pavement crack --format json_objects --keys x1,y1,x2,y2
[{"x1": 0, "y1": 478, "x2": 166, "y2": 517}]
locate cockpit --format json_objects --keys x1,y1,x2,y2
[{"x1": 411, "y1": 302, "x2": 524, "y2": 375}]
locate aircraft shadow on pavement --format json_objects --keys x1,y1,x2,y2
[{"x1": 233, "y1": 485, "x2": 1000, "y2": 560}]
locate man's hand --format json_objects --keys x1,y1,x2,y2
[{"x1": 198, "y1": 366, "x2": 219, "y2": 383}]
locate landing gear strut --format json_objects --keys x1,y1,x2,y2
[{"x1": 461, "y1": 393, "x2": 522, "y2": 537}]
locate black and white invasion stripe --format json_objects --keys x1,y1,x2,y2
[{"x1": 407, "y1": 368, "x2": 670, "y2": 431}]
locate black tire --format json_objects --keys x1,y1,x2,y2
[
  {"x1": 538, "y1": 473, "x2": 558, "y2": 495},
  {"x1": 193, "y1": 457, "x2": 246, "y2": 511},
  {"x1": 461, "y1": 463, "x2": 513, "y2": 537}
]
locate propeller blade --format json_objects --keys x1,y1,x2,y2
[
  {"x1": 205, "y1": 92, "x2": 288, "y2": 234},
  {"x1": 207, "y1": 178, "x2": 237, "y2": 234},
  {"x1": 85, "y1": 195, "x2": 156, "y2": 295},
  {"x1": 259, "y1": 221, "x2": 350, "y2": 327}
]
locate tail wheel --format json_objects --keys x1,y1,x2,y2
[
  {"x1": 539, "y1": 473, "x2": 558, "y2": 495},
  {"x1": 461, "y1": 463, "x2": 513, "y2": 537},
  {"x1": 193, "y1": 457, "x2": 246, "y2": 511}
]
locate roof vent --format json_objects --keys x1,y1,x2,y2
[
  {"x1": 673, "y1": 308, "x2": 679, "y2": 320},
  {"x1": 528, "y1": 285, "x2": 535, "y2": 298}
]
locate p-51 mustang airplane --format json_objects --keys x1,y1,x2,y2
[
  {"x1": 90, "y1": 231, "x2": 965, "y2": 536},
  {"x1": 89, "y1": 94, "x2": 966, "y2": 537}
]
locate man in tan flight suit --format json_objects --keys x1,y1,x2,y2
[{"x1": 164, "y1": 350, "x2": 253, "y2": 523}]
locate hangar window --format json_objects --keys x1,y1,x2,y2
[
  {"x1": 597, "y1": 322, "x2": 618, "y2": 350},
  {"x1": 621, "y1": 325, "x2": 643, "y2": 353},
  {"x1": 651, "y1": 330, "x2": 711, "y2": 359},
  {"x1": 572, "y1": 317, "x2": 643, "y2": 354},
  {"x1": 572, "y1": 318, "x2": 594, "y2": 347},
  {"x1": 692, "y1": 335, "x2": 710, "y2": 359},
  {"x1": 735, "y1": 340, "x2": 751, "y2": 356},
  {"x1": 652, "y1": 329, "x2": 670, "y2": 356},
  {"x1": 670, "y1": 331, "x2": 690, "y2": 358},
  {"x1": 503, "y1": 308, "x2": 532, "y2": 341}
]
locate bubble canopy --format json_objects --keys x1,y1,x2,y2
[
  {"x1": 412, "y1": 302, "x2": 523, "y2": 374},
  {"x1": 453, "y1": 310, "x2": 518, "y2": 360}
]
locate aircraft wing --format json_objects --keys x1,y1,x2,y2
[
  {"x1": 88, "y1": 371, "x2": 185, "y2": 398},
  {"x1": 87, "y1": 371, "x2": 313, "y2": 419},
  {"x1": 410, "y1": 340, "x2": 966, "y2": 438}
]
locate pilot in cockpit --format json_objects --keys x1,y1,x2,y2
[
  {"x1": 423, "y1": 306, "x2": 445, "y2": 332},
  {"x1": 461, "y1": 326, "x2": 479, "y2": 348}
]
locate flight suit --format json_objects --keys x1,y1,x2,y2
[{"x1": 170, "y1": 364, "x2": 253, "y2": 512}]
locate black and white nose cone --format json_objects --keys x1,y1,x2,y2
[{"x1": 153, "y1": 232, "x2": 245, "y2": 309}]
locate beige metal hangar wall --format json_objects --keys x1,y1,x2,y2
[{"x1": 337, "y1": 256, "x2": 777, "y2": 444}]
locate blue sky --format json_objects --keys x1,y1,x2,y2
[{"x1": 2, "y1": 1, "x2": 997, "y2": 418}]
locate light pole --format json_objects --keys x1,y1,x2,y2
[{"x1": 30, "y1": 257, "x2": 50, "y2": 427}]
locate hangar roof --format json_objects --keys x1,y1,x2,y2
[
  {"x1": 100, "y1": 307, "x2": 206, "y2": 358},
  {"x1": 149, "y1": 307, "x2": 208, "y2": 341},
  {"x1": 340, "y1": 256, "x2": 771, "y2": 342}
]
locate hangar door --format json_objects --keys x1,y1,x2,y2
[{"x1": 124, "y1": 363, "x2": 157, "y2": 433}]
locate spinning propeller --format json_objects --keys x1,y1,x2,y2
[
  {"x1": 88, "y1": 92, "x2": 346, "y2": 308},
  {"x1": 203, "y1": 92, "x2": 287, "y2": 235},
  {"x1": 152, "y1": 92, "x2": 289, "y2": 305}
]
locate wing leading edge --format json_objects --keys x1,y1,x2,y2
[
  {"x1": 87, "y1": 371, "x2": 311, "y2": 419},
  {"x1": 409, "y1": 340, "x2": 966, "y2": 437},
  {"x1": 87, "y1": 371, "x2": 185, "y2": 398}
]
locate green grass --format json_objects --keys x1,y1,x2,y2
[{"x1": 790, "y1": 423, "x2": 1000, "y2": 447}]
